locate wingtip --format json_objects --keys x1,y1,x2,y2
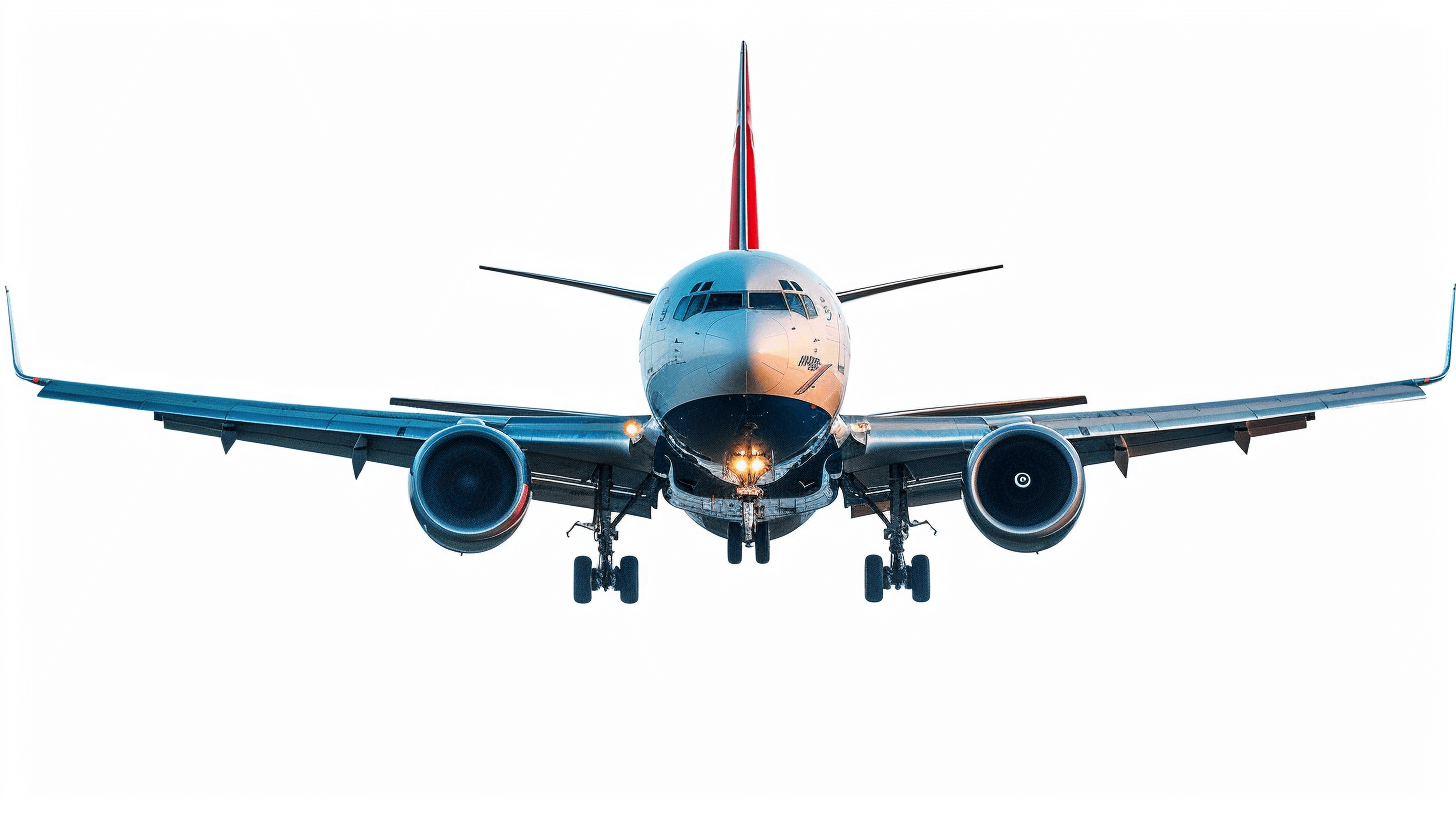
[{"x1": 5, "y1": 286, "x2": 51, "y2": 386}]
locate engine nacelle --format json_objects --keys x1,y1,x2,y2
[
  {"x1": 408, "y1": 421, "x2": 531, "y2": 553},
  {"x1": 962, "y1": 423, "x2": 1086, "y2": 553}
]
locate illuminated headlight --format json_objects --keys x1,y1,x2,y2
[
  {"x1": 622, "y1": 419, "x2": 644, "y2": 442},
  {"x1": 729, "y1": 448, "x2": 771, "y2": 484}
]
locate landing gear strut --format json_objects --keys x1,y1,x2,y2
[
  {"x1": 845, "y1": 464, "x2": 933, "y2": 603},
  {"x1": 570, "y1": 465, "x2": 653, "y2": 604},
  {"x1": 728, "y1": 487, "x2": 769, "y2": 564}
]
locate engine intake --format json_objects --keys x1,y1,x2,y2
[
  {"x1": 963, "y1": 423, "x2": 1086, "y2": 553},
  {"x1": 409, "y1": 421, "x2": 530, "y2": 553}
]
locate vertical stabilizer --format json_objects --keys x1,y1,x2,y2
[{"x1": 729, "y1": 42, "x2": 759, "y2": 250}]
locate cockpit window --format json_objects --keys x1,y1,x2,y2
[
  {"x1": 682, "y1": 293, "x2": 707, "y2": 319},
  {"x1": 802, "y1": 296, "x2": 819, "y2": 318},
  {"x1": 700, "y1": 281, "x2": 713, "y2": 291},
  {"x1": 791, "y1": 281, "x2": 803, "y2": 291},
  {"x1": 786, "y1": 292, "x2": 808, "y2": 317},
  {"x1": 779, "y1": 280, "x2": 792, "y2": 290},
  {"x1": 690, "y1": 282, "x2": 701, "y2": 293},
  {"x1": 673, "y1": 297, "x2": 693, "y2": 320},
  {"x1": 749, "y1": 291, "x2": 789, "y2": 310},
  {"x1": 703, "y1": 291, "x2": 741, "y2": 312}
]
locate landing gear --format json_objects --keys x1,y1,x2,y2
[
  {"x1": 846, "y1": 464, "x2": 934, "y2": 603},
  {"x1": 570, "y1": 465, "x2": 654, "y2": 604},
  {"x1": 864, "y1": 554, "x2": 884, "y2": 602},
  {"x1": 618, "y1": 555, "x2": 639, "y2": 604},
  {"x1": 730, "y1": 493, "x2": 771, "y2": 565},
  {"x1": 573, "y1": 555, "x2": 593, "y2": 603},
  {"x1": 909, "y1": 554, "x2": 930, "y2": 603}
]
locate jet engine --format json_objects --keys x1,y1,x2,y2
[
  {"x1": 962, "y1": 423, "x2": 1086, "y2": 553},
  {"x1": 408, "y1": 421, "x2": 531, "y2": 553}
]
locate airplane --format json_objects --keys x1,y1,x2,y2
[{"x1": 6, "y1": 43, "x2": 1453, "y2": 605}]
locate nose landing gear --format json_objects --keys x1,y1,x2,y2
[
  {"x1": 846, "y1": 464, "x2": 934, "y2": 603},
  {"x1": 570, "y1": 465, "x2": 654, "y2": 604},
  {"x1": 727, "y1": 488, "x2": 770, "y2": 564}
]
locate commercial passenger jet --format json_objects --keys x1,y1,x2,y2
[{"x1": 7, "y1": 44, "x2": 1453, "y2": 604}]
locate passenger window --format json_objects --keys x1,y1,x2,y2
[
  {"x1": 750, "y1": 292, "x2": 789, "y2": 310},
  {"x1": 673, "y1": 297, "x2": 693, "y2": 320},
  {"x1": 802, "y1": 297, "x2": 818, "y2": 318},
  {"x1": 786, "y1": 293, "x2": 808, "y2": 317},
  {"x1": 683, "y1": 293, "x2": 707, "y2": 319},
  {"x1": 703, "y1": 292, "x2": 740, "y2": 312}
]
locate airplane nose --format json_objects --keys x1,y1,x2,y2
[
  {"x1": 703, "y1": 310, "x2": 789, "y2": 393},
  {"x1": 660, "y1": 308, "x2": 830, "y2": 465}
]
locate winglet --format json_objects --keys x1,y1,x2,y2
[
  {"x1": 729, "y1": 42, "x2": 759, "y2": 250},
  {"x1": 1412, "y1": 284, "x2": 1455, "y2": 385},
  {"x1": 5, "y1": 287, "x2": 49, "y2": 386}
]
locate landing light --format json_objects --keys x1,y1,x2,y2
[{"x1": 622, "y1": 419, "x2": 644, "y2": 441}]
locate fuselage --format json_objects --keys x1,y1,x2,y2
[{"x1": 639, "y1": 251, "x2": 850, "y2": 536}]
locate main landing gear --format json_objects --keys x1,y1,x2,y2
[
  {"x1": 845, "y1": 464, "x2": 933, "y2": 603},
  {"x1": 571, "y1": 465, "x2": 654, "y2": 604}
]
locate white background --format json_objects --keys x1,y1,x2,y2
[{"x1": 1, "y1": 2, "x2": 1452, "y2": 813}]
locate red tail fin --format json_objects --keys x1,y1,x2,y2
[{"x1": 729, "y1": 42, "x2": 758, "y2": 250}]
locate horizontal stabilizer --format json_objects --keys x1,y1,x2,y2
[
  {"x1": 837, "y1": 264, "x2": 1003, "y2": 303},
  {"x1": 479, "y1": 265, "x2": 654, "y2": 303},
  {"x1": 873, "y1": 395, "x2": 1088, "y2": 418},
  {"x1": 390, "y1": 397, "x2": 610, "y2": 417}
]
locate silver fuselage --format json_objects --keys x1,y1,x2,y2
[{"x1": 639, "y1": 251, "x2": 850, "y2": 537}]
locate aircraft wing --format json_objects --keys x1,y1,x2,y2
[
  {"x1": 838, "y1": 285, "x2": 1453, "y2": 517},
  {"x1": 22, "y1": 381, "x2": 658, "y2": 518},
  {"x1": 838, "y1": 379, "x2": 1434, "y2": 518}
]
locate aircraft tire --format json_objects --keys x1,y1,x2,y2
[
  {"x1": 864, "y1": 554, "x2": 884, "y2": 603},
  {"x1": 727, "y1": 523, "x2": 743, "y2": 564},
  {"x1": 910, "y1": 554, "x2": 930, "y2": 603},
  {"x1": 753, "y1": 523, "x2": 770, "y2": 564},
  {"x1": 618, "y1": 556, "x2": 640, "y2": 604},
  {"x1": 573, "y1": 556, "x2": 593, "y2": 604}
]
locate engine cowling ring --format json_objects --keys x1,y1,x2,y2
[
  {"x1": 963, "y1": 423, "x2": 1086, "y2": 553},
  {"x1": 408, "y1": 421, "x2": 531, "y2": 553}
]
